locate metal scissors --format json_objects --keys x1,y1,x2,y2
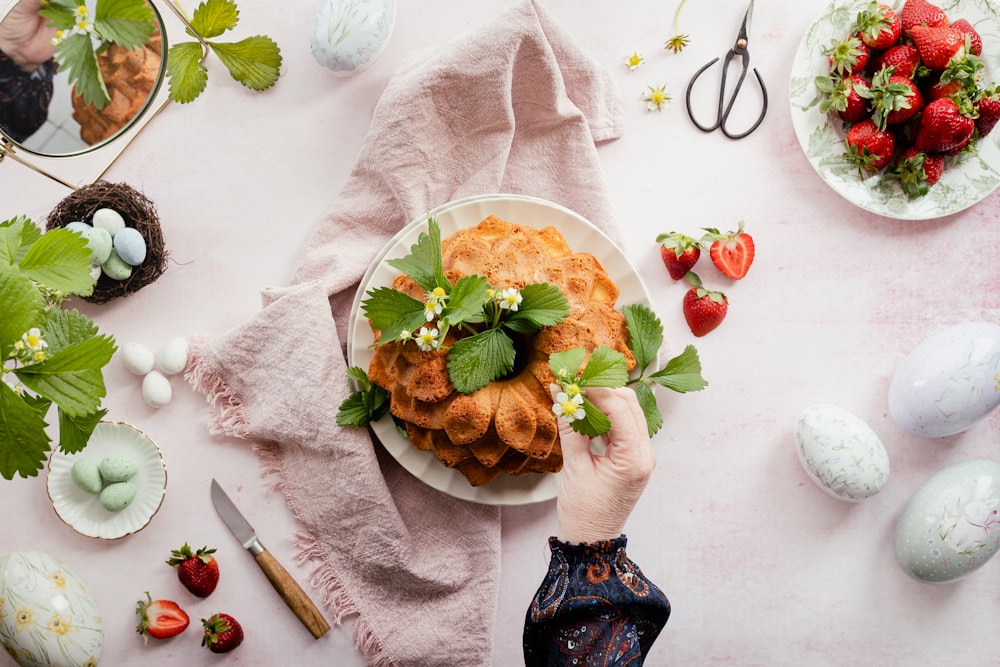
[{"x1": 684, "y1": 0, "x2": 768, "y2": 139}]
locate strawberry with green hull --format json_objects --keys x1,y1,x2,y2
[
  {"x1": 202, "y1": 613, "x2": 244, "y2": 653},
  {"x1": 856, "y1": 2, "x2": 901, "y2": 50},
  {"x1": 886, "y1": 147, "x2": 945, "y2": 198},
  {"x1": 910, "y1": 24, "x2": 966, "y2": 72},
  {"x1": 816, "y1": 74, "x2": 870, "y2": 123},
  {"x1": 869, "y1": 44, "x2": 922, "y2": 80},
  {"x1": 845, "y1": 118, "x2": 896, "y2": 173},
  {"x1": 655, "y1": 232, "x2": 702, "y2": 280},
  {"x1": 168, "y1": 544, "x2": 220, "y2": 598},
  {"x1": 701, "y1": 221, "x2": 755, "y2": 280},
  {"x1": 900, "y1": 0, "x2": 947, "y2": 39},
  {"x1": 951, "y1": 19, "x2": 982, "y2": 56},
  {"x1": 915, "y1": 97, "x2": 975, "y2": 154},
  {"x1": 859, "y1": 66, "x2": 922, "y2": 128},
  {"x1": 974, "y1": 87, "x2": 1000, "y2": 138},
  {"x1": 827, "y1": 35, "x2": 869, "y2": 75},
  {"x1": 136, "y1": 593, "x2": 190, "y2": 642},
  {"x1": 682, "y1": 272, "x2": 728, "y2": 337}
]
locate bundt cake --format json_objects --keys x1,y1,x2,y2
[{"x1": 368, "y1": 215, "x2": 635, "y2": 486}]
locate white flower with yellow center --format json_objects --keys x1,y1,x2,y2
[
  {"x1": 423, "y1": 286, "x2": 447, "y2": 321},
  {"x1": 13, "y1": 328, "x2": 47, "y2": 365},
  {"x1": 552, "y1": 391, "x2": 585, "y2": 423},
  {"x1": 416, "y1": 327, "x2": 440, "y2": 352},
  {"x1": 497, "y1": 288, "x2": 522, "y2": 312}
]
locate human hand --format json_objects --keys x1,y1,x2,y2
[
  {"x1": 0, "y1": 0, "x2": 56, "y2": 73},
  {"x1": 554, "y1": 386, "x2": 657, "y2": 544}
]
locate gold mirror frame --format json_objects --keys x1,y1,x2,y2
[{"x1": 0, "y1": 0, "x2": 206, "y2": 190}]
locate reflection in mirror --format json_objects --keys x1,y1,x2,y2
[{"x1": 0, "y1": 0, "x2": 165, "y2": 158}]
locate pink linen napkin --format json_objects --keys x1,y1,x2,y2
[{"x1": 187, "y1": 1, "x2": 624, "y2": 665}]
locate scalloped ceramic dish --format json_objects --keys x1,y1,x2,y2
[
  {"x1": 347, "y1": 194, "x2": 654, "y2": 506},
  {"x1": 789, "y1": 0, "x2": 1000, "y2": 220},
  {"x1": 47, "y1": 421, "x2": 167, "y2": 539}
]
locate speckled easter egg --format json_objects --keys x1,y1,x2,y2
[
  {"x1": 99, "y1": 455, "x2": 137, "y2": 482},
  {"x1": 70, "y1": 459, "x2": 103, "y2": 494},
  {"x1": 99, "y1": 481, "x2": 137, "y2": 512},
  {"x1": 112, "y1": 227, "x2": 146, "y2": 266},
  {"x1": 0, "y1": 550, "x2": 104, "y2": 667},
  {"x1": 888, "y1": 322, "x2": 1000, "y2": 437},
  {"x1": 101, "y1": 249, "x2": 132, "y2": 281},
  {"x1": 895, "y1": 459, "x2": 1000, "y2": 583},
  {"x1": 310, "y1": 0, "x2": 396, "y2": 75},
  {"x1": 794, "y1": 404, "x2": 890, "y2": 501},
  {"x1": 91, "y1": 207, "x2": 125, "y2": 236},
  {"x1": 82, "y1": 225, "x2": 113, "y2": 265}
]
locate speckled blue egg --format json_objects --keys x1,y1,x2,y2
[{"x1": 112, "y1": 227, "x2": 147, "y2": 266}]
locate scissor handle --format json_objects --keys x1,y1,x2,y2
[{"x1": 685, "y1": 50, "x2": 768, "y2": 139}]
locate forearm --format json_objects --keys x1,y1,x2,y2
[{"x1": 523, "y1": 536, "x2": 669, "y2": 666}]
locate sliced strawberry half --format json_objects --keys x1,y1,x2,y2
[
  {"x1": 136, "y1": 592, "x2": 190, "y2": 643},
  {"x1": 701, "y1": 221, "x2": 755, "y2": 280}
]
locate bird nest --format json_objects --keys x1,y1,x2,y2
[{"x1": 46, "y1": 180, "x2": 167, "y2": 304}]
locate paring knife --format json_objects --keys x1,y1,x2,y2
[{"x1": 210, "y1": 478, "x2": 331, "y2": 639}]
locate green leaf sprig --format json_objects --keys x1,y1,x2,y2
[
  {"x1": 336, "y1": 366, "x2": 389, "y2": 427},
  {"x1": 40, "y1": 0, "x2": 158, "y2": 109},
  {"x1": 550, "y1": 303, "x2": 708, "y2": 438},
  {"x1": 0, "y1": 217, "x2": 117, "y2": 480},
  {"x1": 166, "y1": 0, "x2": 282, "y2": 103}
]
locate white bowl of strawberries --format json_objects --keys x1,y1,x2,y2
[{"x1": 790, "y1": 0, "x2": 1000, "y2": 220}]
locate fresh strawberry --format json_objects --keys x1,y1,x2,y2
[
  {"x1": 927, "y1": 54, "x2": 985, "y2": 102},
  {"x1": 845, "y1": 118, "x2": 897, "y2": 173},
  {"x1": 700, "y1": 221, "x2": 755, "y2": 280},
  {"x1": 915, "y1": 97, "x2": 975, "y2": 153},
  {"x1": 951, "y1": 18, "x2": 982, "y2": 56},
  {"x1": 168, "y1": 544, "x2": 219, "y2": 598},
  {"x1": 974, "y1": 87, "x2": 1000, "y2": 138},
  {"x1": 900, "y1": 0, "x2": 948, "y2": 38},
  {"x1": 910, "y1": 24, "x2": 967, "y2": 71},
  {"x1": 827, "y1": 35, "x2": 870, "y2": 75},
  {"x1": 816, "y1": 74, "x2": 870, "y2": 123},
  {"x1": 136, "y1": 593, "x2": 190, "y2": 643},
  {"x1": 860, "y1": 67, "x2": 922, "y2": 128},
  {"x1": 201, "y1": 613, "x2": 244, "y2": 653},
  {"x1": 655, "y1": 232, "x2": 701, "y2": 280},
  {"x1": 869, "y1": 44, "x2": 922, "y2": 80},
  {"x1": 855, "y1": 2, "x2": 902, "y2": 51},
  {"x1": 682, "y1": 273, "x2": 728, "y2": 338},
  {"x1": 886, "y1": 147, "x2": 945, "y2": 197}
]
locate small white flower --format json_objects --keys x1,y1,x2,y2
[
  {"x1": 416, "y1": 327, "x2": 440, "y2": 352},
  {"x1": 424, "y1": 286, "x2": 448, "y2": 321},
  {"x1": 13, "y1": 328, "x2": 48, "y2": 365},
  {"x1": 552, "y1": 391, "x2": 585, "y2": 422},
  {"x1": 497, "y1": 288, "x2": 522, "y2": 312}
]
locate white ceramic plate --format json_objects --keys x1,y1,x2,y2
[
  {"x1": 347, "y1": 194, "x2": 653, "y2": 505},
  {"x1": 47, "y1": 421, "x2": 167, "y2": 539},
  {"x1": 789, "y1": 0, "x2": 1000, "y2": 220}
]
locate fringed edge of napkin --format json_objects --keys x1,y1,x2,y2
[{"x1": 185, "y1": 337, "x2": 396, "y2": 667}]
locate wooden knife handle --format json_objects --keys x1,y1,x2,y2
[{"x1": 254, "y1": 549, "x2": 331, "y2": 638}]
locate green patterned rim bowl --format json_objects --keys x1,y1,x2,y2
[{"x1": 789, "y1": 0, "x2": 1000, "y2": 220}]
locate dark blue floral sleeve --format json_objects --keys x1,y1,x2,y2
[{"x1": 523, "y1": 535, "x2": 670, "y2": 666}]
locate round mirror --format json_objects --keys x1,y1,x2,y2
[{"x1": 0, "y1": 0, "x2": 165, "y2": 158}]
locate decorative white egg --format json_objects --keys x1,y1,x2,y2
[
  {"x1": 142, "y1": 370, "x2": 172, "y2": 408},
  {"x1": 310, "y1": 0, "x2": 396, "y2": 75},
  {"x1": 157, "y1": 337, "x2": 189, "y2": 375},
  {"x1": 794, "y1": 403, "x2": 890, "y2": 502},
  {"x1": 121, "y1": 342, "x2": 155, "y2": 375},
  {"x1": 0, "y1": 550, "x2": 104, "y2": 667},
  {"x1": 895, "y1": 459, "x2": 1000, "y2": 583},
  {"x1": 888, "y1": 322, "x2": 1000, "y2": 438},
  {"x1": 90, "y1": 208, "x2": 125, "y2": 236},
  {"x1": 112, "y1": 227, "x2": 146, "y2": 266}
]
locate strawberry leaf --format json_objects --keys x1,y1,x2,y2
[
  {"x1": 361, "y1": 286, "x2": 426, "y2": 342},
  {"x1": 549, "y1": 348, "x2": 587, "y2": 382},
  {"x1": 503, "y1": 283, "x2": 569, "y2": 333},
  {"x1": 387, "y1": 218, "x2": 445, "y2": 293},
  {"x1": 0, "y1": 382, "x2": 51, "y2": 480},
  {"x1": 57, "y1": 406, "x2": 108, "y2": 454},
  {"x1": 53, "y1": 31, "x2": 109, "y2": 108},
  {"x1": 18, "y1": 227, "x2": 94, "y2": 296},
  {"x1": 568, "y1": 397, "x2": 612, "y2": 437},
  {"x1": 632, "y1": 383, "x2": 663, "y2": 437},
  {"x1": 190, "y1": 0, "x2": 240, "y2": 38},
  {"x1": 208, "y1": 35, "x2": 282, "y2": 92},
  {"x1": 441, "y1": 275, "x2": 490, "y2": 327},
  {"x1": 447, "y1": 329, "x2": 515, "y2": 394},
  {"x1": 647, "y1": 344, "x2": 707, "y2": 393},
  {"x1": 578, "y1": 346, "x2": 629, "y2": 388},
  {"x1": 166, "y1": 41, "x2": 209, "y2": 104},
  {"x1": 0, "y1": 264, "x2": 45, "y2": 361},
  {"x1": 336, "y1": 368, "x2": 389, "y2": 427},
  {"x1": 95, "y1": 0, "x2": 157, "y2": 49},
  {"x1": 622, "y1": 303, "x2": 663, "y2": 373}
]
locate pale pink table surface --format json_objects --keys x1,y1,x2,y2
[{"x1": 2, "y1": 1, "x2": 999, "y2": 665}]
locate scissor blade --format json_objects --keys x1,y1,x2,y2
[{"x1": 738, "y1": 0, "x2": 754, "y2": 46}]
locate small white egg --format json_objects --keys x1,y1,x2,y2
[
  {"x1": 91, "y1": 207, "x2": 126, "y2": 236},
  {"x1": 65, "y1": 220, "x2": 91, "y2": 234},
  {"x1": 794, "y1": 403, "x2": 890, "y2": 502},
  {"x1": 121, "y1": 342, "x2": 155, "y2": 375},
  {"x1": 310, "y1": 0, "x2": 396, "y2": 75},
  {"x1": 102, "y1": 249, "x2": 133, "y2": 280},
  {"x1": 113, "y1": 227, "x2": 147, "y2": 266},
  {"x1": 895, "y1": 459, "x2": 1000, "y2": 583},
  {"x1": 82, "y1": 225, "x2": 113, "y2": 265},
  {"x1": 157, "y1": 337, "x2": 189, "y2": 375},
  {"x1": 89, "y1": 264, "x2": 102, "y2": 281},
  {"x1": 142, "y1": 370, "x2": 172, "y2": 408},
  {"x1": 888, "y1": 322, "x2": 1000, "y2": 437}
]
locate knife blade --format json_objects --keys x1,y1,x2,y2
[{"x1": 210, "y1": 479, "x2": 330, "y2": 639}]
